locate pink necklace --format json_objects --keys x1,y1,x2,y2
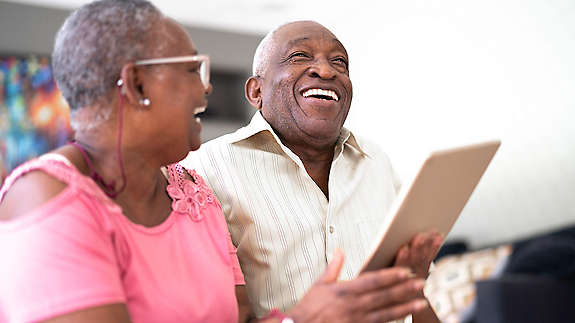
[{"x1": 70, "y1": 82, "x2": 127, "y2": 198}]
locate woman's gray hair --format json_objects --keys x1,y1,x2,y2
[{"x1": 52, "y1": 0, "x2": 162, "y2": 129}]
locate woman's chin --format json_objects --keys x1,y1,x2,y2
[{"x1": 189, "y1": 138, "x2": 202, "y2": 152}]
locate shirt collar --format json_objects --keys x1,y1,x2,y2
[
  {"x1": 227, "y1": 111, "x2": 370, "y2": 158},
  {"x1": 226, "y1": 110, "x2": 278, "y2": 144},
  {"x1": 338, "y1": 127, "x2": 371, "y2": 158}
]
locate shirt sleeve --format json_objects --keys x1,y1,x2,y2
[
  {"x1": 226, "y1": 229, "x2": 246, "y2": 285},
  {"x1": 0, "y1": 188, "x2": 126, "y2": 323},
  {"x1": 391, "y1": 165, "x2": 402, "y2": 194}
]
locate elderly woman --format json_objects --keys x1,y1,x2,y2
[
  {"x1": 0, "y1": 1, "x2": 242, "y2": 322},
  {"x1": 0, "y1": 1, "x2": 427, "y2": 323}
]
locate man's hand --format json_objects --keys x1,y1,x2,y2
[
  {"x1": 393, "y1": 231, "x2": 443, "y2": 279},
  {"x1": 285, "y1": 250, "x2": 428, "y2": 323},
  {"x1": 392, "y1": 231, "x2": 443, "y2": 323}
]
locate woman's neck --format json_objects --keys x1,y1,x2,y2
[{"x1": 62, "y1": 132, "x2": 172, "y2": 225}]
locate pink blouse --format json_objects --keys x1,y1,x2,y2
[{"x1": 0, "y1": 155, "x2": 244, "y2": 323}]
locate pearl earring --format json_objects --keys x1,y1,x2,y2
[
  {"x1": 140, "y1": 98, "x2": 151, "y2": 106},
  {"x1": 116, "y1": 79, "x2": 127, "y2": 95}
]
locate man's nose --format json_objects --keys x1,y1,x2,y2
[
  {"x1": 205, "y1": 83, "x2": 213, "y2": 95},
  {"x1": 307, "y1": 58, "x2": 337, "y2": 80}
]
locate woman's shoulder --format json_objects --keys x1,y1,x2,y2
[
  {"x1": 0, "y1": 152, "x2": 114, "y2": 222},
  {"x1": 0, "y1": 169, "x2": 68, "y2": 221},
  {"x1": 166, "y1": 163, "x2": 207, "y2": 187},
  {"x1": 165, "y1": 163, "x2": 221, "y2": 222}
]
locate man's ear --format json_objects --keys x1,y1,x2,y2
[
  {"x1": 119, "y1": 63, "x2": 146, "y2": 107},
  {"x1": 245, "y1": 76, "x2": 263, "y2": 110}
]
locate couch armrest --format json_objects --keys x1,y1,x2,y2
[{"x1": 474, "y1": 275, "x2": 575, "y2": 323}]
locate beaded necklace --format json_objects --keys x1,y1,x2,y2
[{"x1": 69, "y1": 80, "x2": 127, "y2": 198}]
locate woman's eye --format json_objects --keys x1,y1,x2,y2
[{"x1": 187, "y1": 63, "x2": 200, "y2": 73}]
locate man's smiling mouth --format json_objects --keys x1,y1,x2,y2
[{"x1": 302, "y1": 88, "x2": 339, "y2": 102}]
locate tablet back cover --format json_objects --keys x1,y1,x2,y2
[{"x1": 360, "y1": 140, "x2": 501, "y2": 273}]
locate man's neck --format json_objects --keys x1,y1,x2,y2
[{"x1": 279, "y1": 136, "x2": 337, "y2": 199}]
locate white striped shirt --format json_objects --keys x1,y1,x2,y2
[{"x1": 182, "y1": 111, "x2": 402, "y2": 318}]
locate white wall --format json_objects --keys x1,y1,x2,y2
[
  {"x1": 326, "y1": 0, "x2": 575, "y2": 247},
  {"x1": 3, "y1": 0, "x2": 573, "y2": 247}
]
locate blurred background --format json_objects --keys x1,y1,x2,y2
[
  {"x1": 1, "y1": 1, "x2": 574, "y2": 321},
  {"x1": 0, "y1": 0, "x2": 573, "y2": 262}
]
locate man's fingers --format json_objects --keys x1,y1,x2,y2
[
  {"x1": 406, "y1": 231, "x2": 444, "y2": 261},
  {"x1": 365, "y1": 298, "x2": 429, "y2": 323},
  {"x1": 359, "y1": 278, "x2": 426, "y2": 311},
  {"x1": 432, "y1": 234, "x2": 444, "y2": 251},
  {"x1": 318, "y1": 249, "x2": 344, "y2": 283},
  {"x1": 338, "y1": 267, "x2": 412, "y2": 294},
  {"x1": 394, "y1": 245, "x2": 410, "y2": 266},
  {"x1": 411, "y1": 232, "x2": 429, "y2": 249},
  {"x1": 419, "y1": 231, "x2": 443, "y2": 259},
  {"x1": 410, "y1": 231, "x2": 441, "y2": 247}
]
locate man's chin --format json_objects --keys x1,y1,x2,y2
[
  {"x1": 294, "y1": 105, "x2": 346, "y2": 140},
  {"x1": 298, "y1": 120, "x2": 342, "y2": 143}
]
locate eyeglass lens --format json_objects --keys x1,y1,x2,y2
[{"x1": 200, "y1": 60, "x2": 209, "y2": 89}]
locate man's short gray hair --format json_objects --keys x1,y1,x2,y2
[
  {"x1": 252, "y1": 21, "x2": 331, "y2": 77},
  {"x1": 252, "y1": 29, "x2": 276, "y2": 77},
  {"x1": 52, "y1": 0, "x2": 162, "y2": 126},
  {"x1": 252, "y1": 22, "x2": 299, "y2": 77}
]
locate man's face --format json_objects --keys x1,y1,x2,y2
[{"x1": 260, "y1": 22, "x2": 353, "y2": 146}]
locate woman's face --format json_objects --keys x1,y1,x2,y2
[{"x1": 137, "y1": 19, "x2": 211, "y2": 161}]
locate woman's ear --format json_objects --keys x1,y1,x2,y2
[
  {"x1": 119, "y1": 63, "x2": 147, "y2": 107},
  {"x1": 245, "y1": 76, "x2": 263, "y2": 110}
]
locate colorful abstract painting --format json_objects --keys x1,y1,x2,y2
[{"x1": 0, "y1": 56, "x2": 73, "y2": 185}]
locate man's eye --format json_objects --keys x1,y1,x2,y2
[
  {"x1": 333, "y1": 57, "x2": 348, "y2": 68},
  {"x1": 288, "y1": 52, "x2": 309, "y2": 59}
]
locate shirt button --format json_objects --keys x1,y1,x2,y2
[{"x1": 329, "y1": 226, "x2": 334, "y2": 234}]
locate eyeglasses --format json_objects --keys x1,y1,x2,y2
[{"x1": 135, "y1": 54, "x2": 210, "y2": 90}]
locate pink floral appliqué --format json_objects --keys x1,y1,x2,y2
[{"x1": 166, "y1": 179, "x2": 214, "y2": 222}]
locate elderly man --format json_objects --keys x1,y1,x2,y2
[{"x1": 183, "y1": 21, "x2": 441, "y2": 322}]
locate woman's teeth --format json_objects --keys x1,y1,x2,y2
[{"x1": 194, "y1": 107, "x2": 206, "y2": 116}]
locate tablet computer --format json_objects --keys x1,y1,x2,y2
[{"x1": 359, "y1": 140, "x2": 501, "y2": 273}]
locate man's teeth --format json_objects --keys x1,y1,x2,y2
[
  {"x1": 302, "y1": 88, "x2": 339, "y2": 101},
  {"x1": 194, "y1": 107, "x2": 206, "y2": 115}
]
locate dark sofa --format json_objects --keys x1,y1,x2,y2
[
  {"x1": 462, "y1": 225, "x2": 575, "y2": 323},
  {"x1": 474, "y1": 276, "x2": 575, "y2": 323}
]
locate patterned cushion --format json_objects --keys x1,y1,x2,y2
[{"x1": 425, "y1": 245, "x2": 512, "y2": 323}]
